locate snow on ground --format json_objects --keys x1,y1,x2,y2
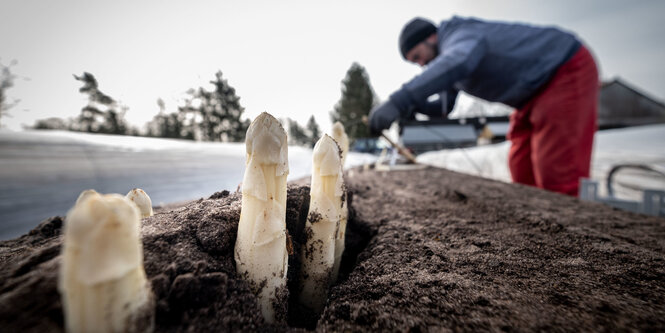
[
  {"x1": 417, "y1": 124, "x2": 665, "y2": 201},
  {"x1": 2, "y1": 125, "x2": 662, "y2": 240},
  {"x1": 0, "y1": 130, "x2": 376, "y2": 240},
  {"x1": 417, "y1": 141, "x2": 512, "y2": 182}
]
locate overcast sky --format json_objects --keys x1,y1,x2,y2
[{"x1": 1, "y1": 0, "x2": 664, "y2": 132}]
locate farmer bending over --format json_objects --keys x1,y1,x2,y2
[{"x1": 369, "y1": 16, "x2": 598, "y2": 196}]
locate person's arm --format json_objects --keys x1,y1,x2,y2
[
  {"x1": 393, "y1": 30, "x2": 487, "y2": 111},
  {"x1": 369, "y1": 29, "x2": 486, "y2": 134},
  {"x1": 415, "y1": 89, "x2": 459, "y2": 118},
  {"x1": 442, "y1": 89, "x2": 459, "y2": 115},
  {"x1": 418, "y1": 99, "x2": 443, "y2": 118}
]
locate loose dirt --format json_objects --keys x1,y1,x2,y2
[{"x1": 1, "y1": 166, "x2": 664, "y2": 331}]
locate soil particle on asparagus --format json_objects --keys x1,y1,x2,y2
[{"x1": 308, "y1": 211, "x2": 323, "y2": 224}]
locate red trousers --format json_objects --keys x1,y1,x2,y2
[{"x1": 507, "y1": 46, "x2": 598, "y2": 196}]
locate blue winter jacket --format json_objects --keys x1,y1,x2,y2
[{"x1": 390, "y1": 16, "x2": 581, "y2": 116}]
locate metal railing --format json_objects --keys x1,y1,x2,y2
[{"x1": 580, "y1": 178, "x2": 665, "y2": 217}]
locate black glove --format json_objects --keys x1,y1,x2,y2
[{"x1": 368, "y1": 101, "x2": 401, "y2": 136}]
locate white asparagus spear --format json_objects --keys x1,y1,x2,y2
[
  {"x1": 235, "y1": 112, "x2": 289, "y2": 323},
  {"x1": 126, "y1": 188, "x2": 154, "y2": 218},
  {"x1": 299, "y1": 134, "x2": 344, "y2": 313},
  {"x1": 331, "y1": 121, "x2": 349, "y2": 167},
  {"x1": 75, "y1": 189, "x2": 99, "y2": 205},
  {"x1": 59, "y1": 193, "x2": 154, "y2": 333},
  {"x1": 330, "y1": 122, "x2": 349, "y2": 282}
]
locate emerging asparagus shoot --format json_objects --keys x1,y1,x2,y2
[
  {"x1": 235, "y1": 112, "x2": 289, "y2": 323},
  {"x1": 299, "y1": 134, "x2": 344, "y2": 314},
  {"x1": 331, "y1": 121, "x2": 349, "y2": 167},
  {"x1": 330, "y1": 122, "x2": 349, "y2": 282},
  {"x1": 59, "y1": 193, "x2": 154, "y2": 333},
  {"x1": 126, "y1": 188, "x2": 154, "y2": 218},
  {"x1": 75, "y1": 189, "x2": 99, "y2": 205}
]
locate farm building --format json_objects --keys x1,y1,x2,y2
[{"x1": 599, "y1": 78, "x2": 665, "y2": 129}]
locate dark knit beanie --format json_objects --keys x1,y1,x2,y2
[{"x1": 399, "y1": 17, "x2": 437, "y2": 59}]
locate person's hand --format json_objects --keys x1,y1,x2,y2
[{"x1": 368, "y1": 101, "x2": 401, "y2": 136}]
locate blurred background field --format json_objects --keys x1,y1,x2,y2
[{"x1": 0, "y1": 130, "x2": 376, "y2": 240}]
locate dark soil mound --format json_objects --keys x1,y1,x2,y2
[{"x1": 1, "y1": 166, "x2": 664, "y2": 331}]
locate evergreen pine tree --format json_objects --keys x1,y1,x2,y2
[
  {"x1": 0, "y1": 59, "x2": 19, "y2": 128},
  {"x1": 73, "y1": 72, "x2": 128, "y2": 134},
  {"x1": 179, "y1": 71, "x2": 249, "y2": 142},
  {"x1": 330, "y1": 62, "x2": 376, "y2": 141},
  {"x1": 287, "y1": 118, "x2": 310, "y2": 146},
  {"x1": 146, "y1": 98, "x2": 194, "y2": 140},
  {"x1": 306, "y1": 115, "x2": 320, "y2": 147}
]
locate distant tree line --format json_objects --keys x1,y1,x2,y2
[
  {"x1": 30, "y1": 61, "x2": 378, "y2": 145},
  {"x1": 33, "y1": 70, "x2": 251, "y2": 142}
]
